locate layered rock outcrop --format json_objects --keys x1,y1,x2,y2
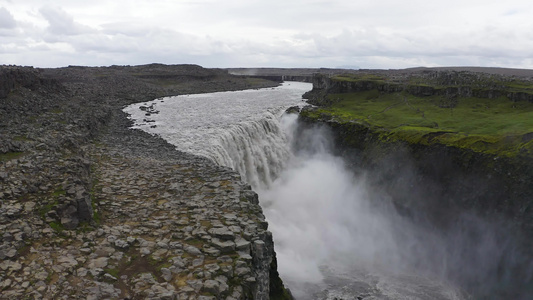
[{"x1": 305, "y1": 71, "x2": 533, "y2": 106}]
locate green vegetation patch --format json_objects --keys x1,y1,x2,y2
[
  {"x1": 38, "y1": 200, "x2": 58, "y2": 219},
  {"x1": 49, "y1": 221, "x2": 65, "y2": 232},
  {"x1": 104, "y1": 268, "x2": 119, "y2": 278},
  {"x1": 0, "y1": 151, "x2": 24, "y2": 162},
  {"x1": 332, "y1": 74, "x2": 386, "y2": 82},
  {"x1": 305, "y1": 90, "x2": 533, "y2": 157},
  {"x1": 52, "y1": 187, "x2": 66, "y2": 197},
  {"x1": 13, "y1": 135, "x2": 31, "y2": 142}
]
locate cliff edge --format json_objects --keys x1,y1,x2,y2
[
  {"x1": 301, "y1": 68, "x2": 533, "y2": 236},
  {"x1": 0, "y1": 65, "x2": 291, "y2": 299}
]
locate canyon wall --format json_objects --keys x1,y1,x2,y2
[
  {"x1": 305, "y1": 72, "x2": 533, "y2": 106},
  {"x1": 298, "y1": 113, "x2": 533, "y2": 234},
  {"x1": 300, "y1": 70, "x2": 533, "y2": 237}
]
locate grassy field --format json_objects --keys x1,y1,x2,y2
[{"x1": 305, "y1": 89, "x2": 533, "y2": 156}]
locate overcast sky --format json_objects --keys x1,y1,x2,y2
[{"x1": 1, "y1": 0, "x2": 532, "y2": 69}]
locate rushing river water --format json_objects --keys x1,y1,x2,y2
[{"x1": 124, "y1": 82, "x2": 527, "y2": 299}]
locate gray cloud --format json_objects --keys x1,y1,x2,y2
[
  {"x1": 39, "y1": 6, "x2": 93, "y2": 36},
  {"x1": 1, "y1": 1, "x2": 532, "y2": 69},
  {"x1": 0, "y1": 7, "x2": 17, "y2": 29}
]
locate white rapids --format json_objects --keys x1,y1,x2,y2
[
  {"x1": 124, "y1": 81, "x2": 469, "y2": 300},
  {"x1": 124, "y1": 82, "x2": 309, "y2": 189}
]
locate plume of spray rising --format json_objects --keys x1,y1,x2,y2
[{"x1": 257, "y1": 114, "x2": 416, "y2": 297}]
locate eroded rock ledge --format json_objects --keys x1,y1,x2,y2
[{"x1": 0, "y1": 64, "x2": 290, "y2": 299}]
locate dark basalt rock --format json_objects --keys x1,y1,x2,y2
[{"x1": 0, "y1": 64, "x2": 289, "y2": 299}]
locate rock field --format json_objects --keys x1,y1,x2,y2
[{"x1": 0, "y1": 64, "x2": 285, "y2": 299}]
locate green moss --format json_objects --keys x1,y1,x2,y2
[
  {"x1": 503, "y1": 79, "x2": 533, "y2": 91},
  {"x1": 37, "y1": 188, "x2": 67, "y2": 222},
  {"x1": 49, "y1": 108, "x2": 63, "y2": 114},
  {"x1": 157, "y1": 262, "x2": 172, "y2": 271},
  {"x1": 184, "y1": 238, "x2": 204, "y2": 248},
  {"x1": 332, "y1": 74, "x2": 386, "y2": 82},
  {"x1": 104, "y1": 268, "x2": 119, "y2": 278},
  {"x1": 0, "y1": 151, "x2": 24, "y2": 162},
  {"x1": 92, "y1": 210, "x2": 101, "y2": 225},
  {"x1": 45, "y1": 272, "x2": 54, "y2": 284},
  {"x1": 38, "y1": 201, "x2": 58, "y2": 219},
  {"x1": 306, "y1": 90, "x2": 533, "y2": 157},
  {"x1": 13, "y1": 135, "x2": 31, "y2": 142},
  {"x1": 49, "y1": 221, "x2": 64, "y2": 232},
  {"x1": 52, "y1": 188, "x2": 66, "y2": 197},
  {"x1": 76, "y1": 222, "x2": 95, "y2": 233}
]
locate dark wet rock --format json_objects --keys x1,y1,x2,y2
[{"x1": 285, "y1": 106, "x2": 301, "y2": 114}]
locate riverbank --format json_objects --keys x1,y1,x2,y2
[{"x1": 0, "y1": 64, "x2": 289, "y2": 299}]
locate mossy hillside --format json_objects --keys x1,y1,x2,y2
[
  {"x1": 302, "y1": 89, "x2": 533, "y2": 157},
  {"x1": 300, "y1": 91, "x2": 533, "y2": 234},
  {"x1": 332, "y1": 74, "x2": 387, "y2": 83}
]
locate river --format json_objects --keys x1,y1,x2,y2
[{"x1": 124, "y1": 82, "x2": 501, "y2": 299}]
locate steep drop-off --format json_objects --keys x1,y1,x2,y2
[{"x1": 299, "y1": 69, "x2": 533, "y2": 298}]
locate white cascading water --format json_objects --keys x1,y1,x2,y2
[
  {"x1": 125, "y1": 82, "x2": 531, "y2": 299},
  {"x1": 124, "y1": 82, "x2": 309, "y2": 189},
  {"x1": 208, "y1": 112, "x2": 290, "y2": 189}
]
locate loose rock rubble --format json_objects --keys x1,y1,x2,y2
[{"x1": 0, "y1": 65, "x2": 286, "y2": 299}]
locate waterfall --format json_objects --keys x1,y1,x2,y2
[
  {"x1": 123, "y1": 81, "x2": 312, "y2": 188},
  {"x1": 123, "y1": 84, "x2": 468, "y2": 299},
  {"x1": 205, "y1": 111, "x2": 291, "y2": 189},
  {"x1": 125, "y1": 83, "x2": 532, "y2": 300}
]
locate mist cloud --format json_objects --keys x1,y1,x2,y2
[{"x1": 259, "y1": 114, "x2": 533, "y2": 299}]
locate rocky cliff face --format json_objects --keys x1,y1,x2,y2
[
  {"x1": 298, "y1": 69, "x2": 533, "y2": 298},
  {"x1": 298, "y1": 113, "x2": 533, "y2": 234},
  {"x1": 0, "y1": 65, "x2": 289, "y2": 299},
  {"x1": 300, "y1": 70, "x2": 533, "y2": 235},
  {"x1": 304, "y1": 71, "x2": 533, "y2": 106},
  {"x1": 297, "y1": 110, "x2": 533, "y2": 299}
]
